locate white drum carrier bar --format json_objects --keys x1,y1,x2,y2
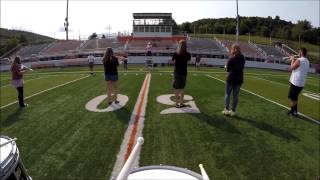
[{"x1": 116, "y1": 137, "x2": 145, "y2": 180}]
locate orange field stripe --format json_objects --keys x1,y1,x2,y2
[{"x1": 123, "y1": 73, "x2": 150, "y2": 163}]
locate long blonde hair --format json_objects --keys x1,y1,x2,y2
[
  {"x1": 230, "y1": 43, "x2": 241, "y2": 57},
  {"x1": 176, "y1": 40, "x2": 187, "y2": 55},
  {"x1": 102, "y1": 47, "x2": 113, "y2": 64}
]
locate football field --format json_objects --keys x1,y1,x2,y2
[{"x1": 0, "y1": 65, "x2": 319, "y2": 179}]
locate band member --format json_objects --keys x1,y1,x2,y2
[
  {"x1": 11, "y1": 56, "x2": 28, "y2": 108},
  {"x1": 222, "y1": 44, "x2": 245, "y2": 116},
  {"x1": 287, "y1": 48, "x2": 309, "y2": 116},
  {"x1": 146, "y1": 42, "x2": 153, "y2": 71},
  {"x1": 123, "y1": 55, "x2": 128, "y2": 71},
  {"x1": 87, "y1": 54, "x2": 95, "y2": 75},
  {"x1": 102, "y1": 48, "x2": 126, "y2": 105},
  {"x1": 172, "y1": 40, "x2": 191, "y2": 108},
  {"x1": 195, "y1": 55, "x2": 201, "y2": 70}
]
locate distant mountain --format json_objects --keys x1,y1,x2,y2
[{"x1": 0, "y1": 28, "x2": 56, "y2": 57}]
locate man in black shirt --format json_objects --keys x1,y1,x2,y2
[
  {"x1": 172, "y1": 40, "x2": 191, "y2": 108},
  {"x1": 223, "y1": 44, "x2": 245, "y2": 116}
]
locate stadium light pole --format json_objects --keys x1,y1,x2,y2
[
  {"x1": 236, "y1": 0, "x2": 239, "y2": 42},
  {"x1": 64, "y1": 0, "x2": 69, "y2": 41}
]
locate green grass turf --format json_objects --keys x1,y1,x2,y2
[
  {"x1": 0, "y1": 74, "x2": 88, "y2": 107},
  {"x1": 0, "y1": 73, "x2": 145, "y2": 179},
  {"x1": 140, "y1": 73, "x2": 319, "y2": 179},
  {"x1": 247, "y1": 74, "x2": 319, "y2": 94},
  {"x1": 0, "y1": 66, "x2": 319, "y2": 179}
]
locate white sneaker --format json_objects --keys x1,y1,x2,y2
[
  {"x1": 230, "y1": 111, "x2": 236, "y2": 116},
  {"x1": 222, "y1": 108, "x2": 230, "y2": 116}
]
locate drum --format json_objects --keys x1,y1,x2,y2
[
  {"x1": 127, "y1": 165, "x2": 203, "y2": 180},
  {"x1": 0, "y1": 136, "x2": 32, "y2": 180}
]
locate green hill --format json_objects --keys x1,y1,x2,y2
[
  {"x1": 191, "y1": 33, "x2": 319, "y2": 64},
  {"x1": 0, "y1": 28, "x2": 55, "y2": 57}
]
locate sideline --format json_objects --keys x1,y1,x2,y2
[{"x1": 206, "y1": 74, "x2": 319, "y2": 125}]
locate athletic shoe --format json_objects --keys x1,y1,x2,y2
[
  {"x1": 230, "y1": 111, "x2": 236, "y2": 117},
  {"x1": 179, "y1": 103, "x2": 188, "y2": 108},
  {"x1": 292, "y1": 111, "x2": 299, "y2": 117},
  {"x1": 20, "y1": 103, "x2": 28, "y2": 108},
  {"x1": 287, "y1": 110, "x2": 298, "y2": 116},
  {"x1": 222, "y1": 108, "x2": 230, "y2": 116},
  {"x1": 175, "y1": 103, "x2": 180, "y2": 108}
]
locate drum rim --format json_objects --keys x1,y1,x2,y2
[
  {"x1": 129, "y1": 165, "x2": 203, "y2": 179},
  {"x1": 0, "y1": 135, "x2": 20, "y2": 179},
  {"x1": 0, "y1": 135, "x2": 17, "y2": 164}
]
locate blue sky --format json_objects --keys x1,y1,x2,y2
[{"x1": 1, "y1": 0, "x2": 319, "y2": 39}]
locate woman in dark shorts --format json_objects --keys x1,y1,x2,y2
[
  {"x1": 102, "y1": 47, "x2": 123, "y2": 105},
  {"x1": 172, "y1": 40, "x2": 191, "y2": 108}
]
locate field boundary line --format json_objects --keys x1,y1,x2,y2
[
  {"x1": 0, "y1": 75, "x2": 90, "y2": 109},
  {"x1": 111, "y1": 73, "x2": 151, "y2": 178},
  {"x1": 206, "y1": 74, "x2": 320, "y2": 125},
  {"x1": 251, "y1": 76, "x2": 317, "y2": 94}
]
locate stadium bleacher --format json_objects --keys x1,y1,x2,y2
[
  {"x1": 256, "y1": 44, "x2": 286, "y2": 58},
  {"x1": 127, "y1": 39, "x2": 178, "y2": 53},
  {"x1": 42, "y1": 40, "x2": 82, "y2": 55},
  {"x1": 220, "y1": 40, "x2": 264, "y2": 59},
  {"x1": 15, "y1": 44, "x2": 50, "y2": 60},
  {"x1": 187, "y1": 39, "x2": 226, "y2": 54}
]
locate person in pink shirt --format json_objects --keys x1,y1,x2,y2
[{"x1": 11, "y1": 56, "x2": 28, "y2": 108}]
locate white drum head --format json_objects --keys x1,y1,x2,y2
[
  {"x1": 0, "y1": 136, "x2": 16, "y2": 165},
  {"x1": 127, "y1": 166, "x2": 202, "y2": 180}
]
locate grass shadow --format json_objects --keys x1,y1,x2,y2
[
  {"x1": 234, "y1": 116, "x2": 300, "y2": 141},
  {"x1": 114, "y1": 106, "x2": 131, "y2": 124},
  {"x1": 189, "y1": 112, "x2": 241, "y2": 134},
  {"x1": 1, "y1": 108, "x2": 24, "y2": 128}
]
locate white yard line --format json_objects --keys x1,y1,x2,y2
[
  {"x1": 251, "y1": 76, "x2": 317, "y2": 95},
  {"x1": 111, "y1": 73, "x2": 151, "y2": 178},
  {"x1": 0, "y1": 75, "x2": 90, "y2": 109},
  {"x1": 206, "y1": 74, "x2": 320, "y2": 125}
]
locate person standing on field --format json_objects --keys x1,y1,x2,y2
[
  {"x1": 11, "y1": 56, "x2": 29, "y2": 108},
  {"x1": 103, "y1": 48, "x2": 120, "y2": 105},
  {"x1": 287, "y1": 48, "x2": 309, "y2": 116},
  {"x1": 87, "y1": 54, "x2": 95, "y2": 75},
  {"x1": 222, "y1": 44, "x2": 245, "y2": 116},
  {"x1": 172, "y1": 40, "x2": 191, "y2": 108}
]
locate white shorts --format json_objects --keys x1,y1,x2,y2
[{"x1": 11, "y1": 79, "x2": 24, "y2": 88}]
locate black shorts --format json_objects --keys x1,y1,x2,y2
[
  {"x1": 173, "y1": 75, "x2": 186, "y2": 89},
  {"x1": 147, "y1": 51, "x2": 152, "y2": 56},
  {"x1": 288, "y1": 83, "x2": 303, "y2": 101}
]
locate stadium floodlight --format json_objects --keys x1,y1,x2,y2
[
  {"x1": 64, "y1": 0, "x2": 69, "y2": 40},
  {"x1": 236, "y1": 0, "x2": 239, "y2": 41}
]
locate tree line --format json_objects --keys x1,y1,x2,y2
[{"x1": 176, "y1": 16, "x2": 319, "y2": 45}]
